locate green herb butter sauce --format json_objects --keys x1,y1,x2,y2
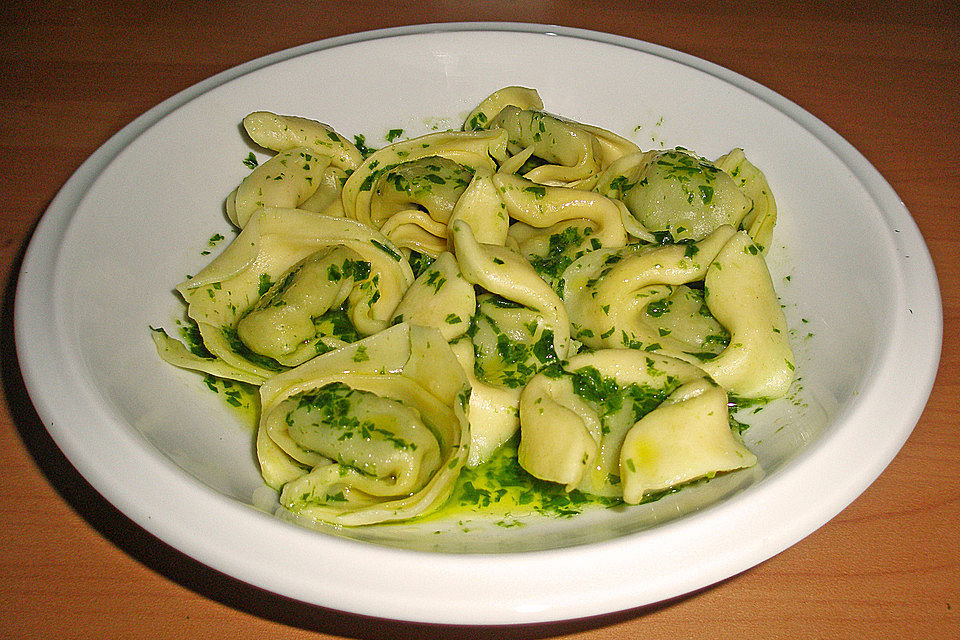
[{"x1": 414, "y1": 436, "x2": 718, "y2": 525}]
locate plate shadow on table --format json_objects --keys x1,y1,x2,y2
[{"x1": 1, "y1": 238, "x2": 721, "y2": 639}]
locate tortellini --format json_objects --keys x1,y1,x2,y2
[
  {"x1": 619, "y1": 378, "x2": 756, "y2": 503},
  {"x1": 487, "y1": 106, "x2": 606, "y2": 185},
  {"x1": 368, "y1": 156, "x2": 475, "y2": 256},
  {"x1": 226, "y1": 112, "x2": 363, "y2": 227},
  {"x1": 697, "y1": 231, "x2": 794, "y2": 397},
  {"x1": 342, "y1": 129, "x2": 509, "y2": 255},
  {"x1": 476, "y1": 101, "x2": 640, "y2": 190},
  {"x1": 518, "y1": 350, "x2": 755, "y2": 501},
  {"x1": 258, "y1": 323, "x2": 470, "y2": 526},
  {"x1": 154, "y1": 208, "x2": 413, "y2": 382},
  {"x1": 597, "y1": 147, "x2": 768, "y2": 247},
  {"x1": 561, "y1": 225, "x2": 736, "y2": 355},
  {"x1": 227, "y1": 147, "x2": 329, "y2": 228},
  {"x1": 155, "y1": 86, "x2": 796, "y2": 527}
]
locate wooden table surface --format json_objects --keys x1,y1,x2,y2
[{"x1": 2, "y1": 2, "x2": 957, "y2": 638}]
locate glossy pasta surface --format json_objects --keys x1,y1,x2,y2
[{"x1": 154, "y1": 87, "x2": 794, "y2": 526}]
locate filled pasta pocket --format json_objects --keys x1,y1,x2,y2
[{"x1": 257, "y1": 323, "x2": 470, "y2": 526}]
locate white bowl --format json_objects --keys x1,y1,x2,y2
[{"x1": 14, "y1": 23, "x2": 941, "y2": 624}]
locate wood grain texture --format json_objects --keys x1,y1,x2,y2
[{"x1": 1, "y1": 2, "x2": 957, "y2": 638}]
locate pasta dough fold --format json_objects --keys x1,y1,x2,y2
[
  {"x1": 561, "y1": 225, "x2": 736, "y2": 354},
  {"x1": 368, "y1": 156, "x2": 474, "y2": 255},
  {"x1": 391, "y1": 252, "x2": 476, "y2": 342},
  {"x1": 227, "y1": 113, "x2": 362, "y2": 227},
  {"x1": 258, "y1": 323, "x2": 470, "y2": 526},
  {"x1": 227, "y1": 147, "x2": 330, "y2": 228},
  {"x1": 161, "y1": 208, "x2": 413, "y2": 382},
  {"x1": 342, "y1": 129, "x2": 509, "y2": 226},
  {"x1": 598, "y1": 148, "x2": 752, "y2": 243},
  {"x1": 452, "y1": 219, "x2": 571, "y2": 364},
  {"x1": 620, "y1": 378, "x2": 757, "y2": 502},
  {"x1": 698, "y1": 231, "x2": 795, "y2": 398},
  {"x1": 518, "y1": 350, "x2": 748, "y2": 500}
]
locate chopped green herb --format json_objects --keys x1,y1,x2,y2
[
  {"x1": 353, "y1": 134, "x2": 376, "y2": 157},
  {"x1": 371, "y1": 239, "x2": 403, "y2": 261}
]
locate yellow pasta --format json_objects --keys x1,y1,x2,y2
[{"x1": 154, "y1": 87, "x2": 795, "y2": 525}]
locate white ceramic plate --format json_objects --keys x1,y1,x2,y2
[{"x1": 15, "y1": 24, "x2": 941, "y2": 624}]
